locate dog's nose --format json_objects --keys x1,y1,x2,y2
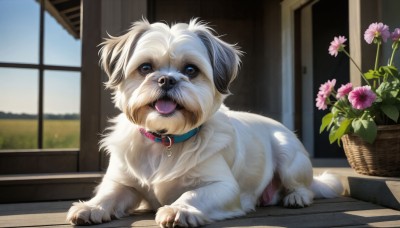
[{"x1": 158, "y1": 76, "x2": 177, "y2": 90}]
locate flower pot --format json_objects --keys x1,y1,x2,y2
[{"x1": 341, "y1": 124, "x2": 400, "y2": 177}]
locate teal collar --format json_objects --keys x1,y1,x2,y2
[{"x1": 139, "y1": 127, "x2": 201, "y2": 147}]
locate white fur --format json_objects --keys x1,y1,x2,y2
[{"x1": 67, "y1": 19, "x2": 343, "y2": 227}]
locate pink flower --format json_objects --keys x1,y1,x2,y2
[
  {"x1": 316, "y1": 93, "x2": 328, "y2": 110},
  {"x1": 336, "y1": 83, "x2": 353, "y2": 99},
  {"x1": 392, "y1": 28, "x2": 400, "y2": 42},
  {"x1": 328, "y1": 36, "x2": 347, "y2": 57},
  {"x1": 318, "y1": 79, "x2": 336, "y2": 97},
  {"x1": 315, "y1": 79, "x2": 336, "y2": 110},
  {"x1": 348, "y1": 86, "x2": 376, "y2": 110},
  {"x1": 364, "y1": 22, "x2": 390, "y2": 44}
]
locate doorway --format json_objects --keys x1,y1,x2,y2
[{"x1": 294, "y1": 0, "x2": 349, "y2": 158}]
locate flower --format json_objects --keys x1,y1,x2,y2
[
  {"x1": 348, "y1": 86, "x2": 376, "y2": 110},
  {"x1": 336, "y1": 83, "x2": 353, "y2": 99},
  {"x1": 392, "y1": 28, "x2": 400, "y2": 42},
  {"x1": 315, "y1": 93, "x2": 328, "y2": 110},
  {"x1": 318, "y1": 79, "x2": 336, "y2": 98},
  {"x1": 317, "y1": 22, "x2": 400, "y2": 145},
  {"x1": 364, "y1": 22, "x2": 390, "y2": 44},
  {"x1": 328, "y1": 36, "x2": 347, "y2": 57},
  {"x1": 315, "y1": 79, "x2": 336, "y2": 110}
]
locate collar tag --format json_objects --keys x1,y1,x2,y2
[
  {"x1": 161, "y1": 136, "x2": 174, "y2": 147},
  {"x1": 139, "y1": 127, "x2": 200, "y2": 147}
]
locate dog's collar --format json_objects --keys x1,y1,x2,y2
[{"x1": 139, "y1": 127, "x2": 200, "y2": 147}]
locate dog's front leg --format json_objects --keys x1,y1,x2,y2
[
  {"x1": 155, "y1": 154, "x2": 245, "y2": 228},
  {"x1": 67, "y1": 177, "x2": 142, "y2": 225}
]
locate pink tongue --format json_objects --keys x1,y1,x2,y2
[{"x1": 155, "y1": 100, "x2": 177, "y2": 114}]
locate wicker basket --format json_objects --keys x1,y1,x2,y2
[{"x1": 341, "y1": 124, "x2": 400, "y2": 177}]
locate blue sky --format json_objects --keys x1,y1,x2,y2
[{"x1": 0, "y1": 0, "x2": 81, "y2": 114}]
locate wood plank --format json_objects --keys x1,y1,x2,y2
[
  {"x1": 240, "y1": 197, "x2": 382, "y2": 220},
  {"x1": 0, "y1": 173, "x2": 102, "y2": 203},
  {"x1": 0, "y1": 201, "x2": 72, "y2": 216},
  {"x1": 0, "y1": 212, "x2": 67, "y2": 228},
  {"x1": 0, "y1": 172, "x2": 102, "y2": 182},
  {"x1": 0, "y1": 150, "x2": 78, "y2": 174},
  {"x1": 210, "y1": 210, "x2": 400, "y2": 228},
  {"x1": 1, "y1": 197, "x2": 399, "y2": 227}
]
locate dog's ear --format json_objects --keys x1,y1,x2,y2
[
  {"x1": 190, "y1": 20, "x2": 242, "y2": 94},
  {"x1": 99, "y1": 20, "x2": 151, "y2": 89}
]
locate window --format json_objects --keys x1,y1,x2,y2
[
  {"x1": 0, "y1": 0, "x2": 81, "y2": 151},
  {"x1": 0, "y1": 68, "x2": 39, "y2": 149},
  {"x1": 0, "y1": 0, "x2": 150, "y2": 203}
]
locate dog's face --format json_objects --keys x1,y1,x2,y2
[{"x1": 100, "y1": 19, "x2": 240, "y2": 134}]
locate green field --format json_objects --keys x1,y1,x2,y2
[{"x1": 0, "y1": 119, "x2": 80, "y2": 149}]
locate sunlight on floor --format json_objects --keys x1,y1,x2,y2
[{"x1": 345, "y1": 208, "x2": 400, "y2": 217}]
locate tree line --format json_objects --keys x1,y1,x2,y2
[{"x1": 0, "y1": 112, "x2": 79, "y2": 120}]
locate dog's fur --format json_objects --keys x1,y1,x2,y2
[{"x1": 67, "y1": 19, "x2": 343, "y2": 227}]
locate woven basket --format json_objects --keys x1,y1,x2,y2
[{"x1": 341, "y1": 124, "x2": 400, "y2": 177}]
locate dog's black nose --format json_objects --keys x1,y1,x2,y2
[{"x1": 158, "y1": 76, "x2": 177, "y2": 90}]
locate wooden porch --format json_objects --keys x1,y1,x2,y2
[{"x1": 1, "y1": 168, "x2": 399, "y2": 227}]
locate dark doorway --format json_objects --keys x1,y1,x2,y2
[{"x1": 312, "y1": 0, "x2": 349, "y2": 158}]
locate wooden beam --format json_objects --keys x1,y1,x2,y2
[
  {"x1": 44, "y1": 0, "x2": 79, "y2": 39},
  {"x1": 348, "y1": 0, "x2": 379, "y2": 86},
  {"x1": 66, "y1": 11, "x2": 80, "y2": 19},
  {"x1": 50, "y1": 0, "x2": 69, "y2": 5},
  {"x1": 54, "y1": 0, "x2": 80, "y2": 12},
  {"x1": 0, "y1": 173, "x2": 102, "y2": 203},
  {"x1": 59, "y1": 5, "x2": 80, "y2": 14},
  {"x1": 80, "y1": 0, "x2": 102, "y2": 171}
]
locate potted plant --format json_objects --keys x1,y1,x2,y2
[{"x1": 316, "y1": 22, "x2": 400, "y2": 177}]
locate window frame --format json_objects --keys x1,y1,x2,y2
[{"x1": 0, "y1": 0, "x2": 100, "y2": 175}]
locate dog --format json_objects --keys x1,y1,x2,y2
[{"x1": 67, "y1": 19, "x2": 343, "y2": 227}]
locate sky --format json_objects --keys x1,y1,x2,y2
[{"x1": 0, "y1": 0, "x2": 81, "y2": 115}]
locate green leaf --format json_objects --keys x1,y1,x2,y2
[
  {"x1": 329, "y1": 127, "x2": 338, "y2": 144},
  {"x1": 329, "y1": 119, "x2": 352, "y2": 144},
  {"x1": 335, "y1": 118, "x2": 352, "y2": 141},
  {"x1": 352, "y1": 118, "x2": 377, "y2": 144},
  {"x1": 365, "y1": 70, "x2": 382, "y2": 79},
  {"x1": 381, "y1": 65, "x2": 398, "y2": 76},
  {"x1": 352, "y1": 118, "x2": 362, "y2": 132},
  {"x1": 390, "y1": 90, "x2": 399, "y2": 98},
  {"x1": 320, "y1": 113, "x2": 333, "y2": 133},
  {"x1": 381, "y1": 104, "x2": 399, "y2": 122},
  {"x1": 390, "y1": 82, "x2": 399, "y2": 97},
  {"x1": 376, "y1": 82, "x2": 389, "y2": 96}
]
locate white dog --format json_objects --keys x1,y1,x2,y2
[{"x1": 67, "y1": 19, "x2": 342, "y2": 227}]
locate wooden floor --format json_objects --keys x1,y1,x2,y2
[{"x1": 1, "y1": 197, "x2": 400, "y2": 227}]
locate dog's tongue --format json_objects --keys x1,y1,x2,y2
[{"x1": 155, "y1": 99, "x2": 177, "y2": 115}]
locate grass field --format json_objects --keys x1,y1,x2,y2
[{"x1": 0, "y1": 119, "x2": 80, "y2": 149}]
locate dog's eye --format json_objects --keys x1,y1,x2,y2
[
  {"x1": 183, "y1": 64, "x2": 199, "y2": 78},
  {"x1": 138, "y1": 63, "x2": 153, "y2": 76}
]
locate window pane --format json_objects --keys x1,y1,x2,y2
[
  {"x1": 0, "y1": 0, "x2": 39, "y2": 64},
  {"x1": 43, "y1": 70, "x2": 80, "y2": 149},
  {"x1": 0, "y1": 68, "x2": 38, "y2": 149},
  {"x1": 44, "y1": 10, "x2": 81, "y2": 66}
]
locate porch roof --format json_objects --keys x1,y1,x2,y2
[{"x1": 39, "y1": 0, "x2": 81, "y2": 39}]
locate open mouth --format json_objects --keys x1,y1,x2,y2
[{"x1": 151, "y1": 97, "x2": 182, "y2": 115}]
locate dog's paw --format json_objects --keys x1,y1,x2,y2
[
  {"x1": 283, "y1": 187, "x2": 313, "y2": 208},
  {"x1": 66, "y1": 201, "x2": 111, "y2": 225},
  {"x1": 155, "y1": 204, "x2": 210, "y2": 227}
]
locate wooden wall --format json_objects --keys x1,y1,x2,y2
[{"x1": 99, "y1": 0, "x2": 282, "y2": 122}]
